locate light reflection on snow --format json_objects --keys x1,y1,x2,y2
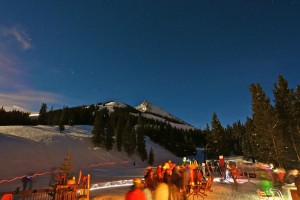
[
  {"x1": 90, "y1": 177, "x2": 252, "y2": 192},
  {"x1": 213, "y1": 177, "x2": 251, "y2": 184},
  {"x1": 90, "y1": 179, "x2": 133, "y2": 190}
]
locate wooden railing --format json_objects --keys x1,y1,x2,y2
[
  {"x1": 0, "y1": 186, "x2": 89, "y2": 200},
  {"x1": 0, "y1": 173, "x2": 90, "y2": 200},
  {"x1": 0, "y1": 188, "x2": 54, "y2": 200}
]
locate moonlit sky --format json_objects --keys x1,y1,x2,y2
[{"x1": 0, "y1": 0, "x2": 299, "y2": 128}]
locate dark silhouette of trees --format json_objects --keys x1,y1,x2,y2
[
  {"x1": 38, "y1": 103, "x2": 47, "y2": 125},
  {"x1": 0, "y1": 108, "x2": 32, "y2": 125},
  {"x1": 136, "y1": 116, "x2": 148, "y2": 161},
  {"x1": 123, "y1": 117, "x2": 136, "y2": 156},
  {"x1": 206, "y1": 112, "x2": 225, "y2": 159},
  {"x1": 92, "y1": 109, "x2": 106, "y2": 146},
  {"x1": 148, "y1": 147, "x2": 155, "y2": 165},
  {"x1": 273, "y1": 75, "x2": 300, "y2": 168},
  {"x1": 104, "y1": 111, "x2": 115, "y2": 151}
]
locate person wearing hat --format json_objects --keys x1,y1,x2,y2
[{"x1": 125, "y1": 178, "x2": 146, "y2": 200}]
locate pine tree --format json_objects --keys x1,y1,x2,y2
[
  {"x1": 250, "y1": 83, "x2": 283, "y2": 167},
  {"x1": 116, "y1": 117, "x2": 124, "y2": 151},
  {"x1": 293, "y1": 86, "x2": 300, "y2": 163},
  {"x1": 104, "y1": 113, "x2": 115, "y2": 151},
  {"x1": 59, "y1": 153, "x2": 74, "y2": 184},
  {"x1": 38, "y1": 103, "x2": 47, "y2": 125},
  {"x1": 206, "y1": 112, "x2": 225, "y2": 159},
  {"x1": 123, "y1": 118, "x2": 136, "y2": 156},
  {"x1": 136, "y1": 120, "x2": 148, "y2": 161},
  {"x1": 92, "y1": 110, "x2": 105, "y2": 146},
  {"x1": 273, "y1": 75, "x2": 299, "y2": 168},
  {"x1": 224, "y1": 125, "x2": 233, "y2": 155},
  {"x1": 148, "y1": 147, "x2": 155, "y2": 165},
  {"x1": 231, "y1": 121, "x2": 245, "y2": 155},
  {"x1": 242, "y1": 117, "x2": 256, "y2": 163},
  {"x1": 165, "y1": 123, "x2": 173, "y2": 148}
]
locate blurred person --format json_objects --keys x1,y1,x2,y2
[
  {"x1": 142, "y1": 181, "x2": 153, "y2": 200},
  {"x1": 258, "y1": 170, "x2": 274, "y2": 196},
  {"x1": 1, "y1": 194, "x2": 13, "y2": 200},
  {"x1": 125, "y1": 178, "x2": 146, "y2": 200},
  {"x1": 197, "y1": 169, "x2": 205, "y2": 184},
  {"x1": 13, "y1": 187, "x2": 20, "y2": 200},
  {"x1": 171, "y1": 166, "x2": 184, "y2": 200},
  {"x1": 21, "y1": 176, "x2": 29, "y2": 191},
  {"x1": 154, "y1": 174, "x2": 169, "y2": 200},
  {"x1": 156, "y1": 164, "x2": 164, "y2": 183},
  {"x1": 182, "y1": 164, "x2": 190, "y2": 200},
  {"x1": 229, "y1": 165, "x2": 239, "y2": 191},
  {"x1": 284, "y1": 169, "x2": 298, "y2": 184},
  {"x1": 145, "y1": 167, "x2": 155, "y2": 190},
  {"x1": 295, "y1": 171, "x2": 300, "y2": 197}
]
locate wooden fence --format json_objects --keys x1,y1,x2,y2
[
  {"x1": 0, "y1": 188, "x2": 54, "y2": 200},
  {"x1": 0, "y1": 185, "x2": 89, "y2": 200}
]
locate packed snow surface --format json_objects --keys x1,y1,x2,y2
[{"x1": 0, "y1": 125, "x2": 181, "y2": 192}]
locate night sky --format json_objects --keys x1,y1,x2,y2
[{"x1": 0, "y1": 0, "x2": 299, "y2": 128}]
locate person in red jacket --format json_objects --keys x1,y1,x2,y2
[{"x1": 125, "y1": 178, "x2": 146, "y2": 200}]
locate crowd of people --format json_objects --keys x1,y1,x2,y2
[
  {"x1": 125, "y1": 158, "x2": 300, "y2": 200},
  {"x1": 125, "y1": 160, "x2": 216, "y2": 200}
]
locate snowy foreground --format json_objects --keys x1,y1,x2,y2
[
  {"x1": 0, "y1": 125, "x2": 181, "y2": 191},
  {"x1": 0, "y1": 125, "x2": 281, "y2": 199},
  {"x1": 90, "y1": 177, "x2": 260, "y2": 200}
]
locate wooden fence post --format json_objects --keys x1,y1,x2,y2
[{"x1": 87, "y1": 174, "x2": 90, "y2": 200}]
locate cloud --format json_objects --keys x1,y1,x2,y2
[
  {"x1": 0, "y1": 25, "x2": 32, "y2": 50},
  {"x1": 0, "y1": 25, "x2": 64, "y2": 112},
  {"x1": 0, "y1": 90, "x2": 63, "y2": 112},
  {"x1": 0, "y1": 26, "x2": 31, "y2": 89},
  {"x1": 0, "y1": 52, "x2": 21, "y2": 74},
  {"x1": 0, "y1": 52, "x2": 27, "y2": 90}
]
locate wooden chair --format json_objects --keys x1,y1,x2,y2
[
  {"x1": 257, "y1": 189, "x2": 284, "y2": 200},
  {"x1": 198, "y1": 177, "x2": 213, "y2": 196},
  {"x1": 187, "y1": 177, "x2": 213, "y2": 200}
]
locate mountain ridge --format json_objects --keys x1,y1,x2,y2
[
  {"x1": 135, "y1": 100, "x2": 189, "y2": 125},
  {"x1": 102, "y1": 100, "x2": 194, "y2": 130},
  {"x1": 1, "y1": 100, "x2": 195, "y2": 130}
]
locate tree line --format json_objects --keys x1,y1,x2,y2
[
  {"x1": 205, "y1": 75, "x2": 300, "y2": 170},
  {"x1": 91, "y1": 107, "x2": 201, "y2": 163},
  {"x1": 0, "y1": 108, "x2": 33, "y2": 125},
  {"x1": 36, "y1": 102, "x2": 198, "y2": 163}
]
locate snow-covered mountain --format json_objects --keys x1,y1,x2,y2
[
  {"x1": 1, "y1": 100, "x2": 195, "y2": 130},
  {"x1": 135, "y1": 100, "x2": 180, "y2": 121},
  {"x1": 97, "y1": 100, "x2": 195, "y2": 130},
  {"x1": 100, "y1": 101, "x2": 128, "y2": 112},
  {"x1": 1, "y1": 105, "x2": 29, "y2": 113},
  {"x1": 135, "y1": 100, "x2": 194, "y2": 130},
  {"x1": 1, "y1": 105, "x2": 39, "y2": 119}
]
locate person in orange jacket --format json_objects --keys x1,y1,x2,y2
[
  {"x1": 125, "y1": 178, "x2": 146, "y2": 200},
  {"x1": 1, "y1": 193, "x2": 13, "y2": 200}
]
